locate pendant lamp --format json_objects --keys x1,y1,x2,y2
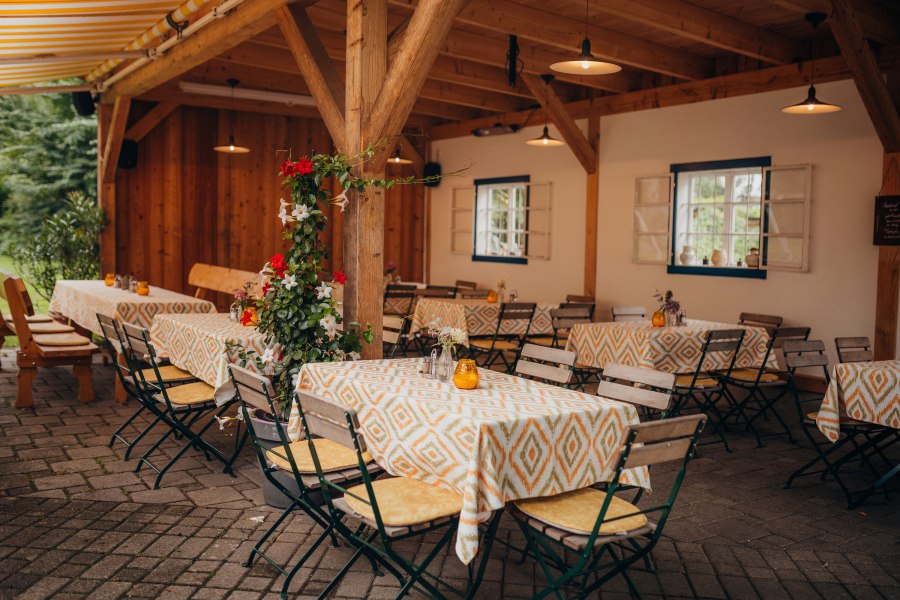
[
  {"x1": 389, "y1": 146, "x2": 413, "y2": 165},
  {"x1": 550, "y1": 0, "x2": 621, "y2": 76},
  {"x1": 526, "y1": 74, "x2": 565, "y2": 147},
  {"x1": 782, "y1": 13, "x2": 841, "y2": 115},
  {"x1": 214, "y1": 79, "x2": 250, "y2": 153}
]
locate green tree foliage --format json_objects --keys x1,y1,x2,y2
[
  {"x1": 0, "y1": 92, "x2": 97, "y2": 244},
  {"x1": 10, "y1": 191, "x2": 104, "y2": 301}
]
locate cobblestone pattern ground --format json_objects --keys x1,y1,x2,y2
[{"x1": 0, "y1": 353, "x2": 898, "y2": 599}]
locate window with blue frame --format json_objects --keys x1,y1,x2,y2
[{"x1": 472, "y1": 176, "x2": 530, "y2": 264}]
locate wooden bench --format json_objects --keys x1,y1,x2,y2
[
  {"x1": 188, "y1": 263, "x2": 259, "y2": 300},
  {"x1": 4, "y1": 275, "x2": 98, "y2": 408},
  {"x1": 0, "y1": 269, "x2": 71, "y2": 360}
]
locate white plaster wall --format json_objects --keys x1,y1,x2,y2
[{"x1": 430, "y1": 80, "x2": 887, "y2": 358}]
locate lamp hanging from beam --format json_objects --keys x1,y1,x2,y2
[
  {"x1": 782, "y1": 12, "x2": 841, "y2": 115},
  {"x1": 526, "y1": 74, "x2": 565, "y2": 147},
  {"x1": 389, "y1": 146, "x2": 413, "y2": 165},
  {"x1": 213, "y1": 78, "x2": 250, "y2": 153},
  {"x1": 550, "y1": 0, "x2": 621, "y2": 76}
]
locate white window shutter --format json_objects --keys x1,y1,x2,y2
[
  {"x1": 450, "y1": 186, "x2": 475, "y2": 255},
  {"x1": 523, "y1": 181, "x2": 552, "y2": 260},
  {"x1": 632, "y1": 174, "x2": 673, "y2": 264},
  {"x1": 763, "y1": 165, "x2": 811, "y2": 272}
]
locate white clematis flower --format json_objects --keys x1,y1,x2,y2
[
  {"x1": 282, "y1": 273, "x2": 298, "y2": 290},
  {"x1": 315, "y1": 282, "x2": 332, "y2": 300},
  {"x1": 260, "y1": 348, "x2": 276, "y2": 364},
  {"x1": 331, "y1": 190, "x2": 349, "y2": 213},
  {"x1": 292, "y1": 204, "x2": 310, "y2": 221},
  {"x1": 349, "y1": 351, "x2": 361, "y2": 361},
  {"x1": 319, "y1": 314, "x2": 338, "y2": 338}
]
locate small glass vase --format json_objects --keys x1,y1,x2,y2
[
  {"x1": 435, "y1": 346, "x2": 454, "y2": 382},
  {"x1": 665, "y1": 311, "x2": 676, "y2": 326}
]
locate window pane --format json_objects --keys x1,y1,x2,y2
[
  {"x1": 635, "y1": 205, "x2": 669, "y2": 233},
  {"x1": 491, "y1": 188, "x2": 509, "y2": 210},
  {"x1": 732, "y1": 236, "x2": 760, "y2": 263},
  {"x1": 514, "y1": 209, "x2": 526, "y2": 229},
  {"x1": 513, "y1": 186, "x2": 526, "y2": 210},
  {"x1": 511, "y1": 232, "x2": 525, "y2": 255},
  {"x1": 489, "y1": 232, "x2": 508, "y2": 255},
  {"x1": 765, "y1": 236, "x2": 804, "y2": 268},
  {"x1": 691, "y1": 206, "x2": 723, "y2": 234},
  {"x1": 733, "y1": 172, "x2": 762, "y2": 203},
  {"x1": 635, "y1": 234, "x2": 669, "y2": 263},
  {"x1": 766, "y1": 202, "x2": 805, "y2": 235},
  {"x1": 490, "y1": 210, "x2": 508, "y2": 230}
]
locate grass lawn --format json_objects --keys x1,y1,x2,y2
[{"x1": 0, "y1": 255, "x2": 51, "y2": 348}]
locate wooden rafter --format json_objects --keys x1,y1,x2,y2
[
  {"x1": 276, "y1": 4, "x2": 347, "y2": 151},
  {"x1": 124, "y1": 102, "x2": 177, "y2": 142},
  {"x1": 101, "y1": 96, "x2": 131, "y2": 184},
  {"x1": 769, "y1": 0, "x2": 899, "y2": 45},
  {"x1": 521, "y1": 73, "x2": 596, "y2": 174},
  {"x1": 364, "y1": 0, "x2": 469, "y2": 166},
  {"x1": 829, "y1": 0, "x2": 900, "y2": 152},
  {"x1": 593, "y1": 0, "x2": 801, "y2": 65},
  {"x1": 387, "y1": 16, "x2": 410, "y2": 63}
]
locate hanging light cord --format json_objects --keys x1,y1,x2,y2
[{"x1": 584, "y1": 0, "x2": 589, "y2": 40}]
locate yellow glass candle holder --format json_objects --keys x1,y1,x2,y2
[
  {"x1": 136, "y1": 281, "x2": 150, "y2": 296},
  {"x1": 104, "y1": 273, "x2": 115, "y2": 286},
  {"x1": 453, "y1": 359, "x2": 480, "y2": 390},
  {"x1": 486, "y1": 290, "x2": 498, "y2": 304},
  {"x1": 651, "y1": 309, "x2": 666, "y2": 328}
]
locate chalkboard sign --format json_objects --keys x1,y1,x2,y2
[{"x1": 874, "y1": 195, "x2": 900, "y2": 246}]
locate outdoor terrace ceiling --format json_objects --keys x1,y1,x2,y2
[{"x1": 127, "y1": 0, "x2": 899, "y2": 134}]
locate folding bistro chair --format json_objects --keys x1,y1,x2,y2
[
  {"x1": 565, "y1": 294, "x2": 594, "y2": 304},
  {"x1": 468, "y1": 302, "x2": 537, "y2": 372},
  {"x1": 296, "y1": 390, "x2": 499, "y2": 600},
  {"x1": 611, "y1": 306, "x2": 646, "y2": 322},
  {"x1": 528, "y1": 306, "x2": 591, "y2": 349},
  {"x1": 598, "y1": 363, "x2": 676, "y2": 420},
  {"x1": 670, "y1": 329, "x2": 744, "y2": 451},
  {"x1": 122, "y1": 323, "x2": 242, "y2": 489},
  {"x1": 228, "y1": 365, "x2": 382, "y2": 599},
  {"x1": 715, "y1": 326, "x2": 810, "y2": 447},
  {"x1": 509, "y1": 415, "x2": 706, "y2": 600},
  {"x1": 423, "y1": 285, "x2": 458, "y2": 298},
  {"x1": 560, "y1": 300, "x2": 595, "y2": 320},
  {"x1": 738, "y1": 312, "x2": 783, "y2": 331},
  {"x1": 782, "y1": 340, "x2": 896, "y2": 507},
  {"x1": 382, "y1": 315, "x2": 407, "y2": 358},
  {"x1": 835, "y1": 337, "x2": 874, "y2": 363},
  {"x1": 455, "y1": 279, "x2": 478, "y2": 291},
  {"x1": 383, "y1": 284, "x2": 417, "y2": 317},
  {"x1": 97, "y1": 314, "x2": 195, "y2": 460},
  {"x1": 514, "y1": 343, "x2": 576, "y2": 388}
]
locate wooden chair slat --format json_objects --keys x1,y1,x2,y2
[
  {"x1": 460, "y1": 290, "x2": 489, "y2": 299},
  {"x1": 519, "y1": 343, "x2": 576, "y2": 367},
  {"x1": 516, "y1": 360, "x2": 573, "y2": 385},
  {"x1": 296, "y1": 391, "x2": 366, "y2": 452},
  {"x1": 630, "y1": 415, "x2": 704, "y2": 444},
  {"x1": 785, "y1": 353, "x2": 829, "y2": 368},
  {"x1": 602, "y1": 363, "x2": 675, "y2": 390},
  {"x1": 738, "y1": 312, "x2": 783, "y2": 328},
  {"x1": 835, "y1": 336, "x2": 871, "y2": 348},
  {"x1": 782, "y1": 339, "x2": 826, "y2": 353},
  {"x1": 837, "y1": 349, "x2": 873, "y2": 363},
  {"x1": 597, "y1": 380, "x2": 671, "y2": 411},
  {"x1": 835, "y1": 336, "x2": 873, "y2": 364},
  {"x1": 624, "y1": 437, "x2": 694, "y2": 468},
  {"x1": 612, "y1": 306, "x2": 646, "y2": 321},
  {"x1": 455, "y1": 280, "x2": 477, "y2": 290},
  {"x1": 565, "y1": 294, "x2": 593, "y2": 303}
]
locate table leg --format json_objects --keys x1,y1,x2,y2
[{"x1": 115, "y1": 352, "x2": 128, "y2": 404}]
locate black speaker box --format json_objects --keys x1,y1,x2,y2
[
  {"x1": 424, "y1": 162, "x2": 441, "y2": 187},
  {"x1": 71, "y1": 91, "x2": 95, "y2": 117},
  {"x1": 118, "y1": 139, "x2": 138, "y2": 169}
]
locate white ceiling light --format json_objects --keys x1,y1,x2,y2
[{"x1": 179, "y1": 80, "x2": 316, "y2": 107}]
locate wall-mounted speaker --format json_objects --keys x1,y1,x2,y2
[
  {"x1": 424, "y1": 162, "x2": 441, "y2": 187},
  {"x1": 118, "y1": 139, "x2": 138, "y2": 169},
  {"x1": 71, "y1": 91, "x2": 95, "y2": 117}
]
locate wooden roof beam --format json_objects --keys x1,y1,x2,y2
[
  {"x1": 592, "y1": 0, "x2": 802, "y2": 65},
  {"x1": 521, "y1": 73, "x2": 596, "y2": 174},
  {"x1": 829, "y1": 0, "x2": 900, "y2": 152},
  {"x1": 124, "y1": 101, "x2": 177, "y2": 142},
  {"x1": 277, "y1": 4, "x2": 346, "y2": 151},
  {"x1": 101, "y1": 96, "x2": 130, "y2": 184},
  {"x1": 768, "y1": 0, "x2": 898, "y2": 45}
]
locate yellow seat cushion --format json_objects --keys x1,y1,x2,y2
[
  {"x1": 141, "y1": 365, "x2": 195, "y2": 383},
  {"x1": 675, "y1": 374, "x2": 718, "y2": 388},
  {"x1": 806, "y1": 411, "x2": 871, "y2": 427},
  {"x1": 729, "y1": 368, "x2": 781, "y2": 383},
  {"x1": 33, "y1": 332, "x2": 92, "y2": 347},
  {"x1": 3, "y1": 313, "x2": 52, "y2": 323},
  {"x1": 469, "y1": 338, "x2": 519, "y2": 350},
  {"x1": 528, "y1": 336, "x2": 560, "y2": 347},
  {"x1": 163, "y1": 381, "x2": 214, "y2": 405},
  {"x1": 514, "y1": 487, "x2": 648, "y2": 535},
  {"x1": 25, "y1": 322, "x2": 75, "y2": 334},
  {"x1": 344, "y1": 477, "x2": 463, "y2": 527},
  {"x1": 265, "y1": 438, "x2": 373, "y2": 473}
]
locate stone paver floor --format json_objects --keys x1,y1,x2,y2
[{"x1": 0, "y1": 354, "x2": 898, "y2": 599}]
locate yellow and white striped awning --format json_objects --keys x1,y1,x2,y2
[{"x1": 0, "y1": 1, "x2": 211, "y2": 88}]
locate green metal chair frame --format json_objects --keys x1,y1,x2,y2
[
  {"x1": 228, "y1": 364, "x2": 381, "y2": 599},
  {"x1": 383, "y1": 284, "x2": 417, "y2": 317},
  {"x1": 122, "y1": 322, "x2": 242, "y2": 489},
  {"x1": 670, "y1": 329, "x2": 744, "y2": 452},
  {"x1": 295, "y1": 389, "x2": 501, "y2": 600},
  {"x1": 511, "y1": 414, "x2": 706, "y2": 600},
  {"x1": 468, "y1": 302, "x2": 537, "y2": 373}
]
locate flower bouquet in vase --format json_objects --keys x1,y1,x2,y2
[
  {"x1": 429, "y1": 326, "x2": 467, "y2": 382},
  {"x1": 652, "y1": 290, "x2": 682, "y2": 327}
]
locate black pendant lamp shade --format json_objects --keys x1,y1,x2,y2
[{"x1": 214, "y1": 79, "x2": 250, "y2": 153}]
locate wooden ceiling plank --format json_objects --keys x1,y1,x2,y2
[
  {"x1": 768, "y1": 0, "x2": 898, "y2": 45},
  {"x1": 521, "y1": 73, "x2": 596, "y2": 174},
  {"x1": 124, "y1": 101, "x2": 177, "y2": 142},
  {"x1": 593, "y1": 0, "x2": 802, "y2": 65},
  {"x1": 828, "y1": 0, "x2": 900, "y2": 152},
  {"x1": 101, "y1": 96, "x2": 131, "y2": 183},
  {"x1": 276, "y1": 4, "x2": 346, "y2": 150}
]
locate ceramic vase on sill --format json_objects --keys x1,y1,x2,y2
[
  {"x1": 679, "y1": 245, "x2": 695, "y2": 266},
  {"x1": 711, "y1": 248, "x2": 727, "y2": 267}
]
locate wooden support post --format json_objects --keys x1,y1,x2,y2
[
  {"x1": 97, "y1": 103, "x2": 116, "y2": 275},
  {"x1": 124, "y1": 101, "x2": 177, "y2": 142},
  {"x1": 875, "y1": 154, "x2": 900, "y2": 360},
  {"x1": 344, "y1": 0, "x2": 388, "y2": 358},
  {"x1": 584, "y1": 115, "x2": 600, "y2": 299},
  {"x1": 101, "y1": 96, "x2": 131, "y2": 184}
]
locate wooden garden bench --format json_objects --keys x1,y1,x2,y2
[{"x1": 187, "y1": 263, "x2": 259, "y2": 300}]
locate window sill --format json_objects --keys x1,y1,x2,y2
[
  {"x1": 472, "y1": 255, "x2": 528, "y2": 265},
  {"x1": 667, "y1": 265, "x2": 766, "y2": 279}
]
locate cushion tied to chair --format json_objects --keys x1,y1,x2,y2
[
  {"x1": 514, "y1": 487, "x2": 648, "y2": 535},
  {"x1": 22, "y1": 322, "x2": 75, "y2": 334},
  {"x1": 344, "y1": 477, "x2": 463, "y2": 526},
  {"x1": 33, "y1": 332, "x2": 92, "y2": 347},
  {"x1": 3, "y1": 313, "x2": 53, "y2": 324},
  {"x1": 675, "y1": 374, "x2": 718, "y2": 388},
  {"x1": 265, "y1": 438, "x2": 374, "y2": 473}
]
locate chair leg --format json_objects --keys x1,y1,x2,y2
[
  {"x1": 73, "y1": 363, "x2": 94, "y2": 403},
  {"x1": 15, "y1": 365, "x2": 37, "y2": 408}
]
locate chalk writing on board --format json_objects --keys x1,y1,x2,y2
[{"x1": 874, "y1": 196, "x2": 900, "y2": 246}]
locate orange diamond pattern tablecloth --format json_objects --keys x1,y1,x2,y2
[
  {"x1": 817, "y1": 360, "x2": 900, "y2": 442},
  {"x1": 410, "y1": 298, "x2": 555, "y2": 345},
  {"x1": 150, "y1": 312, "x2": 269, "y2": 400},
  {"x1": 50, "y1": 280, "x2": 215, "y2": 336},
  {"x1": 297, "y1": 358, "x2": 648, "y2": 564},
  {"x1": 565, "y1": 319, "x2": 772, "y2": 373}
]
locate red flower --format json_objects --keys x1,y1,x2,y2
[
  {"x1": 333, "y1": 269, "x2": 347, "y2": 285},
  {"x1": 240, "y1": 309, "x2": 256, "y2": 326},
  {"x1": 294, "y1": 158, "x2": 313, "y2": 176},
  {"x1": 269, "y1": 253, "x2": 287, "y2": 278},
  {"x1": 261, "y1": 281, "x2": 271, "y2": 296},
  {"x1": 278, "y1": 160, "x2": 295, "y2": 177}
]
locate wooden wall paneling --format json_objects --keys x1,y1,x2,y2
[
  {"x1": 162, "y1": 107, "x2": 184, "y2": 290},
  {"x1": 180, "y1": 106, "x2": 219, "y2": 294}
]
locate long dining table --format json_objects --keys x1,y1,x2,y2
[
  {"x1": 410, "y1": 297, "x2": 556, "y2": 346},
  {"x1": 297, "y1": 358, "x2": 649, "y2": 565}
]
